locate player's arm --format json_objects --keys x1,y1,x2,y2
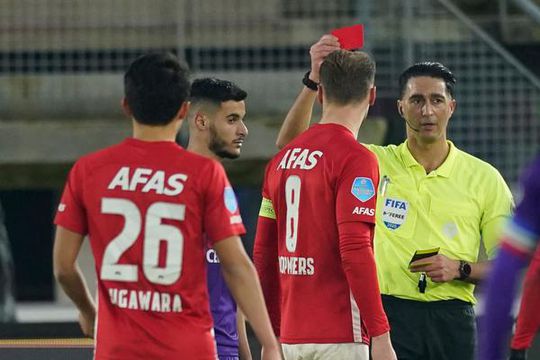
[
  {"x1": 480, "y1": 159, "x2": 540, "y2": 360},
  {"x1": 480, "y1": 242, "x2": 531, "y2": 360},
  {"x1": 276, "y1": 35, "x2": 340, "y2": 149},
  {"x1": 53, "y1": 226, "x2": 95, "y2": 337},
  {"x1": 236, "y1": 309, "x2": 253, "y2": 360},
  {"x1": 339, "y1": 221, "x2": 396, "y2": 360},
  {"x1": 510, "y1": 247, "x2": 540, "y2": 357},
  {"x1": 336, "y1": 156, "x2": 396, "y2": 359},
  {"x1": 253, "y1": 196, "x2": 280, "y2": 337},
  {"x1": 213, "y1": 236, "x2": 281, "y2": 360}
]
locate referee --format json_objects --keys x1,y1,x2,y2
[{"x1": 276, "y1": 35, "x2": 514, "y2": 360}]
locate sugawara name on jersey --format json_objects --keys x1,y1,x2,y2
[{"x1": 108, "y1": 287, "x2": 182, "y2": 313}]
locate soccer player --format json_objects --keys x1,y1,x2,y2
[
  {"x1": 53, "y1": 53, "x2": 281, "y2": 360},
  {"x1": 480, "y1": 154, "x2": 540, "y2": 360},
  {"x1": 186, "y1": 77, "x2": 252, "y2": 360},
  {"x1": 276, "y1": 35, "x2": 513, "y2": 360},
  {"x1": 254, "y1": 49, "x2": 396, "y2": 360},
  {"x1": 508, "y1": 246, "x2": 540, "y2": 360}
]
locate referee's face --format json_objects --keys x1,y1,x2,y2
[{"x1": 398, "y1": 76, "x2": 456, "y2": 144}]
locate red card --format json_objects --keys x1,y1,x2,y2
[{"x1": 331, "y1": 24, "x2": 364, "y2": 50}]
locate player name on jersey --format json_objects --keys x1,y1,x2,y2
[
  {"x1": 108, "y1": 166, "x2": 188, "y2": 196},
  {"x1": 277, "y1": 148, "x2": 323, "y2": 170},
  {"x1": 108, "y1": 287, "x2": 182, "y2": 313},
  {"x1": 278, "y1": 256, "x2": 315, "y2": 276}
]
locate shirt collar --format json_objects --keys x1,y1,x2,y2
[{"x1": 398, "y1": 140, "x2": 458, "y2": 178}]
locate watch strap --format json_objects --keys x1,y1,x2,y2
[{"x1": 302, "y1": 70, "x2": 319, "y2": 91}]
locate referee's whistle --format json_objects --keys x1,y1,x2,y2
[{"x1": 418, "y1": 273, "x2": 427, "y2": 293}]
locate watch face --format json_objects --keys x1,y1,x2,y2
[
  {"x1": 464, "y1": 263, "x2": 472, "y2": 276},
  {"x1": 459, "y1": 261, "x2": 471, "y2": 280}
]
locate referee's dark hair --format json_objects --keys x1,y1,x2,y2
[
  {"x1": 124, "y1": 52, "x2": 191, "y2": 126},
  {"x1": 399, "y1": 62, "x2": 456, "y2": 99}
]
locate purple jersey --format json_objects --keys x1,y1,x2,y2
[
  {"x1": 206, "y1": 247, "x2": 239, "y2": 357},
  {"x1": 480, "y1": 155, "x2": 540, "y2": 360},
  {"x1": 511, "y1": 156, "x2": 540, "y2": 249}
]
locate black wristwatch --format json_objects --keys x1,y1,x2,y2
[
  {"x1": 457, "y1": 260, "x2": 471, "y2": 281},
  {"x1": 302, "y1": 71, "x2": 319, "y2": 91}
]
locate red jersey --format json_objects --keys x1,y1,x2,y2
[
  {"x1": 511, "y1": 245, "x2": 540, "y2": 350},
  {"x1": 254, "y1": 123, "x2": 389, "y2": 344},
  {"x1": 54, "y1": 138, "x2": 245, "y2": 360}
]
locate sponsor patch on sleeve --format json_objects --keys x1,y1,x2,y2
[
  {"x1": 259, "y1": 197, "x2": 276, "y2": 219},
  {"x1": 351, "y1": 177, "x2": 375, "y2": 202},
  {"x1": 224, "y1": 187, "x2": 239, "y2": 213}
]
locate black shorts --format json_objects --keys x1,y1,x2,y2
[{"x1": 382, "y1": 295, "x2": 476, "y2": 360}]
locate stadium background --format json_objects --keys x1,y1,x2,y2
[{"x1": 0, "y1": 0, "x2": 539, "y2": 358}]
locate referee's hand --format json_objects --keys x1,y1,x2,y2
[
  {"x1": 509, "y1": 349, "x2": 527, "y2": 360},
  {"x1": 309, "y1": 35, "x2": 340, "y2": 83},
  {"x1": 409, "y1": 254, "x2": 459, "y2": 283}
]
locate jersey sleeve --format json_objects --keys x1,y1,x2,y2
[
  {"x1": 480, "y1": 244, "x2": 529, "y2": 360},
  {"x1": 480, "y1": 167, "x2": 514, "y2": 258},
  {"x1": 335, "y1": 150, "x2": 389, "y2": 336},
  {"x1": 54, "y1": 160, "x2": 88, "y2": 235},
  {"x1": 202, "y1": 160, "x2": 246, "y2": 245},
  {"x1": 336, "y1": 150, "x2": 379, "y2": 225},
  {"x1": 499, "y1": 157, "x2": 540, "y2": 256},
  {"x1": 511, "y1": 246, "x2": 540, "y2": 350},
  {"x1": 253, "y1": 164, "x2": 281, "y2": 336},
  {"x1": 339, "y1": 210, "x2": 389, "y2": 337},
  {"x1": 512, "y1": 158, "x2": 540, "y2": 247}
]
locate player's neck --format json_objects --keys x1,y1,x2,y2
[
  {"x1": 319, "y1": 103, "x2": 369, "y2": 138},
  {"x1": 187, "y1": 140, "x2": 220, "y2": 161},
  {"x1": 132, "y1": 120, "x2": 179, "y2": 142},
  {"x1": 406, "y1": 135, "x2": 450, "y2": 174}
]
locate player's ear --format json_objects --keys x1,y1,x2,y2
[
  {"x1": 397, "y1": 100, "x2": 404, "y2": 117},
  {"x1": 121, "y1": 97, "x2": 132, "y2": 118},
  {"x1": 177, "y1": 101, "x2": 190, "y2": 120},
  {"x1": 449, "y1": 98, "x2": 457, "y2": 116},
  {"x1": 369, "y1": 86, "x2": 377, "y2": 106},
  {"x1": 194, "y1": 112, "x2": 208, "y2": 130}
]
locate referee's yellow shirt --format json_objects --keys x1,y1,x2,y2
[{"x1": 366, "y1": 141, "x2": 513, "y2": 303}]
